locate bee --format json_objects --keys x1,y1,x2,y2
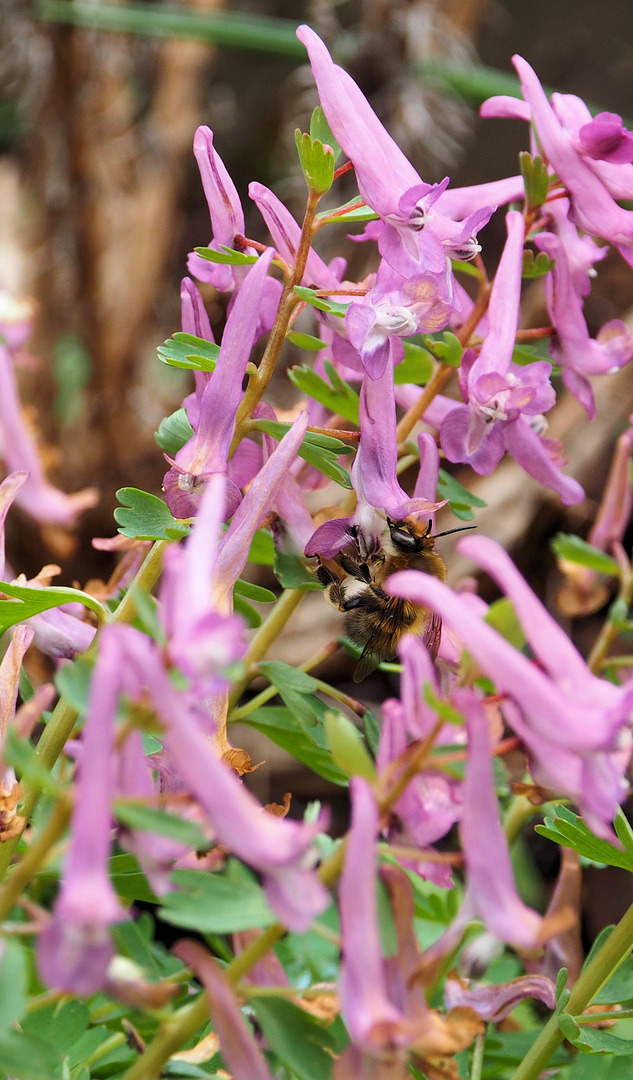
[{"x1": 315, "y1": 517, "x2": 474, "y2": 682}]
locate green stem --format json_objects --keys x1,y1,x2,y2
[
  {"x1": 227, "y1": 588, "x2": 305, "y2": 708},
  {"x1": 0, "y1": 799, "x2": 71, "y2": 919},
  {"x1": 510, "y1": 899, "x2": 633, "y2": 1080},
  {"x1": 470, "y1": 1031, "x2": 486, "y2": 1080},
  {"x1": 108, "y1": 539, "x2": 170, "y2": 625},
  {"x1": 587, "y1": 563, "x2": 633, "y2": 673}
]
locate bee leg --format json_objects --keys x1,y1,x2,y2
[
  {"x1": 339, "y1": 553, "x2": 373, "y2": 584},
  {"x1": 315, "y1": 562, "x2": 348, "y2": 611}
]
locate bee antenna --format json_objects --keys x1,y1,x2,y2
[{"x1": 433, "y1": 524, "x2": 478, "y2": 539}]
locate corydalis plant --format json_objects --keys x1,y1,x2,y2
[{"x1": 2, "y1": 24, "x2": 633, "y2": 1080}]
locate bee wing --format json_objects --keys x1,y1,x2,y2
[
  {"x1": 353, "y1": 650, "x2": 383, "y2": 683},
  {"x1": 423, "y1": 610, "x2": 442, "y2": 661}
]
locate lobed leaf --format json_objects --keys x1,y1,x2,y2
[
  {"x1": 114, "y1": 487, "x2": 190, "y2": 541},
  {"x1": 551, "y1": 533, "x2": 620, "y2": 576},
  {"x1": 157, "y1": 331, "x2": 220, "y2": 372}
]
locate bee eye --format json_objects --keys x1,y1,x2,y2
[{"x1": 390, "y1": 527, "x2": 419, "y2": 551}]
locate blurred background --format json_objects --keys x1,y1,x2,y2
[{"x1": 2, "y1": 0, "x2": 633, "y2": 940}]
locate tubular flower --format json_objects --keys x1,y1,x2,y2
[
  {"x1": 305, "y1": 352, "x2": 443, "y2": 559},
  {"x1": 186, "y1": 126, "x2": 252, "y2": 293},
  {"x1": 163, "y1": 248, "x2": 275, "y2": 519},
  {"x1": 38, "y1": 631, "x2": 127, "y2": 995},
  {"x1": 439, "y1": 211, "x2": 584, "y2": 505},
  {"x1": 345, "y1": 259, "x2": 454, "y2": 379},
  {"x1": 535, "y1": 229, "x2": 633, "y2": 418},
  {"x1": 378, "y1": 637, "x2": 462, "y2": 887},
  {"x1": 0, "y1": 296, "x2": 97, "y2": 526},
  {"x1": 296, "y1": 26, "x2": 493, "y2": 279},
  {"x1": 510, "y1": 56, "x2": 633, "y2": 267},
  {"x1": 388, "y1": 535, "x2": 633, "y2": 839},
  {"x1": 173, "y1": 941, "x2": 276, "y2": 1080}
]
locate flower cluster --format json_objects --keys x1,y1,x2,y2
[{"x1": 2, "y1": 24, "x2": 633, "y2": 1080}]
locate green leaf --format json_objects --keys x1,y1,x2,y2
[
  {"x1": 564, "y1": 1020, "x2": 633, "y2": 1055},
  {"x1": 376, "y1": 875, "x2": 399, "y2": 958},
  {"x1": 551, "y1": 533, "x2": 620, "y2": 576},
  {"x1": 54, "y1": 656, "x2": 92, "y2": 715},
  {"x1": 253, "y1": 419, "x2": 352, "y2": 488},
  {"x1": 317, "y1": 197, "x2": 378, "y2": 225},
  {"x1": 424, "y1": 330, "x2": 463, "y2": 367},
  {"x1": 309, "y1": 106, "x2": 342, "y2": 162},
  {"x1": 193, "y1": 245, "x2": 258, "y2": 266},
  {"x1": 437, "y1": 468, "x2": 486, "y2": 522},
  {"x1": 247, "y1": 528, "x2": 276, "y2": 566},
  {"x1": 324, "y1": 710, "x2": 376, "y2": 781},
  {"x1": 393, "y1": 340, "x2": 435, "y2": 385},
  {"x1": 293, "y1": 286, "x2": 349, "y2": 317},
  {"x1": 450, "y1": 258, "x2": 484, "y2": 279},
  {"x1": 0, "y1": 938, "x2": 27, "y2": 1032},
  {"x1": 0, "y1": 1029, "x2": 58, "y2": 1079},
  {"x1": 286, "y1": 330, "x2": 328, "y2": 351},
  {"x1": 520, "y1": 151, "x2": 550, "y2": 212},
  {"x1": 614, "y1": 807, "x2": 633, "y2": 864},
  {"x1": 113, "y1": 802, "x2": 210, "y2": 851},
  {"x1": 522, "y1": 248, "x2": 555, "y2": 278},
  {"x1": 258, "y1": 660, "x2": 319, "y2": 727},
  {"x1": 109, "y1": 853, "x2": 160, "y2": 904},
  {"x1": 157, "y1": 331, "x2": 220, "y2": 372},
  {"x1": 535, "y1": 805, "x2": 633, "y2": 871},
  {"x1": 240, "y1": 705, "x2": 349, "y2": 786},
  {"x1": 114, "y1": 487, "x2": 190, "y2": 541},
  {"x1": 234, "y1": 579, "x2": 276, "y2": 604},
  {"x1": 363, "y1": 710, "x2": 381, "y2": 756},
  {"x1": 234, "y1": 594, "x2": 262, "y2": 628},
  {"x1": 274, "y1": 550, "x2": 322, "y2": 590},
  {"x1": 423, "y1": 684, "x2": 464, "y2": 726},
  {"x1": 0, "y1": 579, "x2": 106, "y2": 635},
  {"x1": 2, "y1": 727, "x2": 61, "y2": 796},
  {"x1": 511, "y1": 342, "x2": 554, "y2": 367},
  {"x1": 485, "y1": 597, "x2": 526, "y2": 650},
  {"x1": 294, "y1": 129, "x2": 336, "y2": 195},
  {"x1": 21, "y1": 1000, "x2": 90, "y2": 1067},
  {"x1": 555, "y1": 966, "x2": 570, "y2": 1003},
  {"x1": 155, "y1": 407, "x2": 195, "y2": 455},
  {"x1": 159, "y1": 866, "x2": 276, "y2": 932},
  {"x1": 250, "y1": 996, "x2": 340, "y2": 1080},
  {"x1": 288, "y1": 360, "x2": 360, "y2": 425}
]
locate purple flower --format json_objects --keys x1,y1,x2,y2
[
  {"x1": 249, "y1": 181, "x2": 342, "y2": 289},
  {"x1": 0, "y1": 340, "x2": 98, "y2": 526},
  {"x1": 93, "y1": 623, "x2": 329, "y2": 932},
  {"x1": 346, "y1": 259, "x2": 454, "y2": 379},
  {"x1": 164, "y1": 248, "x2": 275, "y2": 518},
  {"x1": 38, "y1": 631, "x2": 126, "y2": 995},
  {"x1": 535, "y1": 229, "x2": 633, "y2": 417},
  {"x1": 439, "y1": 210, "x2": 583, "y2": 505},
  {"x1": 511, "y1": 55, "x2": 633, "y2": 266},
  {"x1": 296, "y1": 26, "x2": 493, "y2": 278},
  {"x1": 214, "y1": 411, "x2": 309, "y2": 609},
  {"x1": 161, "y1": 473, "x2": 247, "y2": 692},
  {"x1": 339, "y1": 777, "x2": 411, "y2": 1049},
  {"x1": 378, "y1": 637, "x2": 462, "y2": 887},
  {"x1": 389, "y1": 536, "x2": 633, "y2": 838},
  {"x1": 187, "y1": 126, "x2": 250, "y2": 293},
  {"x1": 456, "y1": 688, "x2": 544, "y2": 948},
  {"x1": 306, "y1": 353, "x2": 442, "y2": 559},
  {"x1": 174, "y1": 940, "x2": 275, "y2": 1080},
  {"x1": 445, "y1": 971, "x2": 555, "y2": 1021},
  {"x1": 0, "y1": 470, "x2": 27, "y2": 579}
]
